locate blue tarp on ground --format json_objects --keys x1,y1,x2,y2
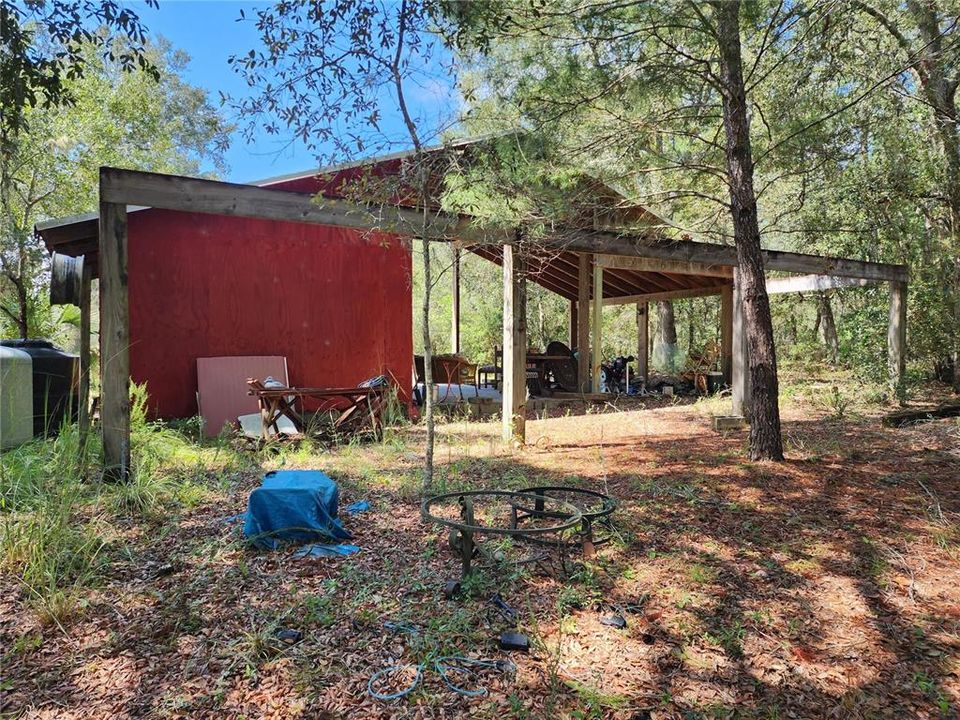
[
  {"x1": 292, "y1": 543, "x2": 361, "y2": 558},
  {"x1": 243, "y1": 470, "x2": 352, "y2": 549}
]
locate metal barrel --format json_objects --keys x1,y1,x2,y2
[{"x1": 49, "y1": 252, "x2": 84, "y2": 306}]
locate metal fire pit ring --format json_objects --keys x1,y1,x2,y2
[
  {"x1": 422, "y1": 490, "x2": 584, "y2": 579},
  {"x1": 510, "y1": 486, "x2": 617, "y2": 558},
  {"x1": 511, "y1": 486, "x2": 616, "y2": 521}
]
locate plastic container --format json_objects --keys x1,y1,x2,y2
[
  {"x1": 706, "y1": 371, "x2": 725, "y2": 394},
  {"x1": 0, "y1": 339, "x2": 79, "y2": 437},
  {"x1": 0, "y1": 346, "x2": 33, "y2": 449}
]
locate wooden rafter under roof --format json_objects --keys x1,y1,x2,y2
[{"x1": 468, "y1": 245, "x2": 730, "y2": 301}]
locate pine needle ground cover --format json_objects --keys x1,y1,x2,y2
[{"x1": 2, "y1": 379, "x2": 959, "y2": 719}]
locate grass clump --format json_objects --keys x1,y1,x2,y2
[{"x1": 1, "y1": 384, "x2": 246, "y2": 620}]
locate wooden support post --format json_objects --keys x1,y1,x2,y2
[
  {"x1": 99, "y1": 200, "x2": 131, "y2": 479},
  {"x1": 502, "y1": 243, "x2": 527, "y2": 444},
  {"x1": 569, "y1": 299, "x2": 578, "y2": 348},
  {"x1": 451, "y1": 247, "x2": 461, "y2": 354},
  {"x1": 636, "y1": 302, "x2": 649, "y2": 383},
  {"x1": 888, "y1": 280, "x2": 907, "y2": 400},
  {"x1": 592, "y1": 260, "x2": 603, "y2": 393},
  {"x1": 720, "y1": 285, "x2": 733, "y2": 384},
  {"x1": 577, "y1": 254, "x2": 591, "y2": 391},
  {"x1": 731, "y1": 269, "x2": 750, "y2": 418},
  {"x1": 78, "y1": 260, "x2": 93, "y2": 437}
]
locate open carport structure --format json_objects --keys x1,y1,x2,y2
[{"x1": 43, "y1": 163, "x2": 907, "y2": 477}]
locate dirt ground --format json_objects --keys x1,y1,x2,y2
[{"x1": 3, "y1": 388, "x2": 960, "y2": 719}]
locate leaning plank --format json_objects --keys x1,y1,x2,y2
[{"x1": 882, "y1": 403, "x2": 960, "y2": 428}]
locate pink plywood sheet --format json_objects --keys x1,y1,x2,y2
[{"x1": 197, "y1": 356, "x2": 288, "y2": 437}]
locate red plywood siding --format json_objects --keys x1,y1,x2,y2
[{"x1": 127, "y1": 209, "x2": 412, "y2": 419}]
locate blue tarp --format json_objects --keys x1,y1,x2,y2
[
  {"x1": 293, "y1": 543, "x2": 361, "y2": 558},
  {"x1": 244, "y1": 470, "x2": 352, "y2": 549}
]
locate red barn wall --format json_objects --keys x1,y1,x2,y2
[{"x1": 127, "y1": 208, "x2": 412, "y2": 419}]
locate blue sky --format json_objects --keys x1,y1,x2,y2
[{"x1": 131, "y1": 1, "x2": 458, "y2": 182}]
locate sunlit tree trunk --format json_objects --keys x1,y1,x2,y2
[
  {"x1": 657, "y1": 299, "x2": 677, "y2": 371},
  {"x1": 714, "y1": 0, "x2": 784, "y2": 461}
]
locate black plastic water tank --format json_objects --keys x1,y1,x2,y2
[{"x1": 0, "y1": 339, "x2": 79, "y2": 436}]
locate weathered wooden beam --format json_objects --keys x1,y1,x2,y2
[
  {"x1": 602, "y1": 284, "x2": 729, "y2": 306},
  {"x1": 765, "y1": 274, "x2": 876, "y2": 294},
  {"x1": 636, "y1": 302, "x2": 649, "y2": 383},
  {"x1": 548, "y1": 230, "x2": 908, "y2": 282},
  {"x1": 98, "y1": 199, "x2": 130, "y2": 479},
  {"x1": 451, "y1": 248, "x2": 460, "y2": 354},
  {"x1": 502, "y1": 243, "x2": 527, "y2": 444},
  {"x1": 592, "y1": 261, "x2": 603, "y2": 393},
  {"x1": 100, "y1": 166, "x2": 502, "y2": 244},
  {"x1": 888, "y1": 280, "x2": 907, "y2": 399},
  {"x1": 78, "y1": 260, "x2": 93, "y2": 438},
  {"x1": 599, "y1": 254, "x2": 734, "y2": 278},
  {"x1": 731, "y1": 269, "x2": 751, "y2": 418},
  {"x1": 577, "y1": 254, "x2": 591, "y2": 391},
  {"x1": 100, "y1": 168, "x2": 907, "y2": 282},
  {"x1": 720, "y1": 285, "x2": 733, "y2": 384}
]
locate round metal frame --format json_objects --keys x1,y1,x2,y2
[
  {"x1": 422, "y1": 489, "x2": 583, "y2": 537},
  {"x1": 510, "y1": 486, "x2": 617, "y2": 557},
  {"x1": 511, "y1": 486, "x2": 616, "y2": 522},
  {"x1": 421, "y1": 490, "x2": 584, "y2": 579}
]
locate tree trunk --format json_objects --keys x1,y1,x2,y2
[
  {"x1": 817, "y1": 292, "x2": 839, "y2": 365},
  {"x1": 389, "y1": 0, "x2": 434, "y2": 493},
  {"x1": 903, "y1": 1, "x2": 960, "y2": 389},
  {"x1": 658, "y1": 300, "x2": 677, "y2": 344},
  {"x1": 714, "y1": 0, "x2": 784, "y2": 461},
  {"x1": 657, "y1": 299, "x2": 677, "y2": 371}
]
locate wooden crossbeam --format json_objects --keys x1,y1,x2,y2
[
  {"x1": 552, "y1": 232, "x2": 908, "y2": 282},
  {"x1": 602, "y1": 284, "x2": 729, "y2": 306},
  {"x1": 765, "y1": 274, "x2": 876, "y2": 294},
  {"x1": 100, "y1": 166, "x2": 508, "y2": 245},
  {"x1": 598, "y1": 254, "x2": 733, "y2": 278}
]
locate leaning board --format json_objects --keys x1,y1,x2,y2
[{"x1": 197, "y1": 356, "x2": 288, "y2": 437}]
